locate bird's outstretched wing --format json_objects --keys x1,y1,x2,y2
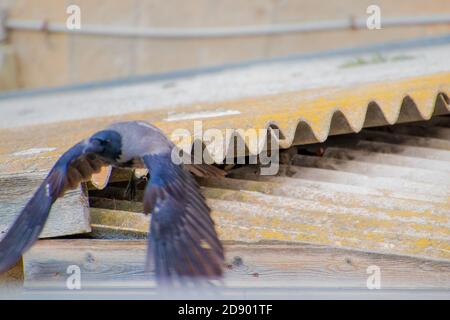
[
  {"x1": 142, "y1": 153, "x2": 224, "y2": 281},
  {"x1": 0, "y1": 142, "x2": 107, "y2": 273}
]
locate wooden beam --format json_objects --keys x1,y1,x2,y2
[
  {"x1": 0, "y1": 258, "x2": 23, "y2": 296},
  {"x1": 0, "y1": 172, "x2": 91, "y2": 239},
  {"x1": 23, "y1": 239, "x2": 450, "y2": 291}
]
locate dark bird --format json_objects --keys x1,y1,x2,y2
[{"x1": 0, "y1": 121, "x2": 225, "y2": 282}]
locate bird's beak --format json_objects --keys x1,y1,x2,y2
[{"x1": 84, "y1": 139, "x2": 103, "y2": 154}]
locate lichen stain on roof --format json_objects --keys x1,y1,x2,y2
[
  {"x1": 0, "y1": 72, "x2": 448, "y2": 173},
  {"x1": 86, "y1": 117, "x2": 450, "y2": 262}
]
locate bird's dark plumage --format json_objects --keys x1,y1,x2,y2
[
  {"x1": 0, "y1": 121, "x2": 224, "y2": 282},
  {"x1": 0, "y1": 141, "x2": 107, "y2": 273},
  {"x1": 143, "y1": 153, "x2": 224, "y2": 279}
]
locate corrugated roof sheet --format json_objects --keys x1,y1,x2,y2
[
  {"x1": 88, "y1": 116, "x2": 450, "y2": 262},
  {"x1": 0, "y1": 72, "x2": 449, "y2": 175}
]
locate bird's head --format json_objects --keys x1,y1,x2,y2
[{"x1": 85, "y1": 130, "x2": 122, "y2": 161}]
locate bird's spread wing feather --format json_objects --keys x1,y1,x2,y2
[
  {"x1": 0, "y1": 142, "x2": 106, "y2": 273},
  {"x1": 142, "y1": 153, "x2": 224, "y2": 281}
]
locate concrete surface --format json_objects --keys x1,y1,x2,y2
[{"x1": 0, "y1": 43, "x2": 449, "y2": 129}]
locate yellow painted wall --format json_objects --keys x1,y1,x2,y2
[{"x1": 2, "y1": 0, "x2": 450, "y2": 90}]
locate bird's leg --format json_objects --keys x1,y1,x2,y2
[{"x1": 123, "y1": 169, "x2": 137, "y2": 201}]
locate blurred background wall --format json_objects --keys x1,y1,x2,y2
[{"x1": 1, "y1": 0, "x2": 450, "y2": 91}]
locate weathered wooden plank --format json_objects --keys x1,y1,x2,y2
[
  {"x1": 90, "y1": 204, "x2": 148, "y2": 239},
  {"x1": 17, "y1": 287, "x2": 450, "y2": 300},
  {"x1": 91, "y1": 184, "x2": 450, "y2": 228},
  {"x1": 90, "y1": 196, "x2": 144, "y2": 213},
  {"x1": 352, "y1": 140, "x2": 450, "y2": 161},
  {"x1": 323, "y1": 147, "x2": 450, "y2": 173},
  {"x1": 359, "y1": 129, "x2": 450, "y2": 151},
  {"x1": 291, "y1": 154, "x2": 450, "y2": 187},
  {"x1": 90, "y1": 179, "x2": 449, "y2": 218},
  {"x1": 96, "y1": 163, "x2": 450, "y2": 206},
  {"x1": 23, "y1": 240, "x2": 450, "y2": 290},
  {"x1": 88, "y1": 186, "x2": 450, "y2": 262},
  {"x1": 229, "y1": 165, "x2": 449, "y2": 203},
  {"x1": 0, "y1": 172, "x2": 91, "y2": 238},
  {"x1": 0, "y1": 259, "x2": 23, "y2": 296},
  {"x1": 199, "y1": 176, "x2": 450, "y2": 214}
]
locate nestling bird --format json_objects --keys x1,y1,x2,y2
[{"x1": 0, "y1": 121, "x2": 225, "y2": 282}]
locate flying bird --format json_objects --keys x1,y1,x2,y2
[{"x1": 0, "y1": 121, "x2": 225, "y2": 282}]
